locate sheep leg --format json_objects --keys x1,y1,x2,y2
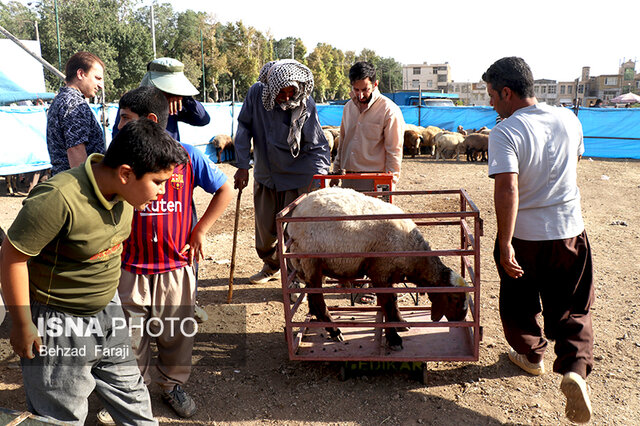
[
  {"x1": 377, "y1": 293, "x2": 403, "y2": 351},
  {"x1": 307, "y1": 272, "x2": 343, "y2": 342}
]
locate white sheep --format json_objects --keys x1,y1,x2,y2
[
  {"x1": 287, "y1": 187, "x2": 470, "y2": 350},
  {"x1": 434, "y1": 131, "x2": 465, "y2": 161},
  {"x1": 405, "y1": 124, "x2": 424, "y2": 133},
  {"x1": 420, "y1": 126, "x2": 442, "y2": 156}
]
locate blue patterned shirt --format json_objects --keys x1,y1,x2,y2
[{"x1": 47, "y1": 86, "x2": 105, "y2": 175}]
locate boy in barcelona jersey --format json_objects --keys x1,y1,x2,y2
[{"x1": 114, "y1": 86, "x2": 233, "y2": 420}]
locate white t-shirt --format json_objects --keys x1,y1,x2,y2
[{"x1": 488, "y1": 103, "x2": 585, "y2": 241}]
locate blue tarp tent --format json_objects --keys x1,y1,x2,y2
[
  {"x1": 0, "y1": 70, "x2": 55, "y2": 105},
  {"x1": 0, "y1": 106, "x2": 51, "y2": 174},
  {"x1": 576, "y1": 107, "x2": 640, "y2": 159},
  {"x1": 1, "y1": 103, "x2": 639, "y2": 176}
]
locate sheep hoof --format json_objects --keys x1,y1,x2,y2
[
  {"x1": 386, "y1": 334, "x2": 403, "y2": 351},
  {"x1": 388, "y1": 342, "x2": 403, "y2": 352},
  {"x1": 329, "y1": 329, "x2": 343, "y2": 342}
]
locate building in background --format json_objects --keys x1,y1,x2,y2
[
  {"x1": 405, "y1": 59, "x2": 640, "y2": 107},
  {"x1": 402, "y1": 62, "x2": 451, "y2": 92}
]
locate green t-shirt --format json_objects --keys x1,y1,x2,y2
[{"x1": 7, "y1": 154, "x2": 133, "y2": 315}]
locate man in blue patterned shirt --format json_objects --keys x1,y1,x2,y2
[{"x1": 47, "y1": 51, "x2": 106, "y2": 175}]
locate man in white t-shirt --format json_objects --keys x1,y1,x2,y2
[{"x1": 483, "y1": 57, "x2": 594, "y2": 424}]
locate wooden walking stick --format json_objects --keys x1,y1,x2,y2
[{"x1": 227, "y1": 187, "x2": 243, "y2": 303}]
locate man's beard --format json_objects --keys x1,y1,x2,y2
[
  {"x1": 358, "y1": 94, "x2": 372, "y2": 105},
  {"x1": 278, "y1": 98, "x2": 301, "y2": 110}
]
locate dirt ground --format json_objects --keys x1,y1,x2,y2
[{"x1": 1, "y1": 155, "x2": 639, "y2": 425}]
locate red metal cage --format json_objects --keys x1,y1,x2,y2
[{"x1": 275, "y1": 188, "x2": 482, "y2": 376}]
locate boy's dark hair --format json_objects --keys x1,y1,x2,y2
[
  {"x1": 103, "y1": 118, "x2": 188, "y2": 178},
  {"x1": 482, "y1": 57, "x2": 535, "y2": 98},
  {"x1": 119, "y1": 86, "x2": 170, "y2": 129},
  {"x1": 349, "y1": 61, "x2": 377, "y2": 84},
  {"x1": 65, "y1": 51, "x2": 105, "y2": 83}
]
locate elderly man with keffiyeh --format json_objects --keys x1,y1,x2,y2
[{"x1": 234, "y1": 60, "x2": 331, "y2": 286}]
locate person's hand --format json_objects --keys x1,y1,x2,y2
[
  {"x1": 234, "y1": 168, "x2": 249, "y2": 190},
  {"x1": 10, "y1": 321, "x2": 41, "y2": 359},
  {"x1": 500, "y1": 242, "x2": 524, "y2": 279},
  {"x1": 165, "y1": 95, "x2": 183, "y2": 115},
  {"x1": 182, "y1": 228, "x2": 206, "y2": 266},
  {"x1": 328, "y1": 168, "x2": 344, "y2": 187},
  {"x1": 391, "y1": 172, "x2": 400, "y2": 185}
]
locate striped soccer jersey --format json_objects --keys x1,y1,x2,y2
[{"x1": 121, "y1": 143, "x2": 227, "y2": 275}]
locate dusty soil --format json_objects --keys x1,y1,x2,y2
[{"x1": 1, "y1": 156, "x2": 639, "y2": 425}]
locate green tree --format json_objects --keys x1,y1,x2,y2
[
  {"x1": 307, "y1": 43, "x2": 332, "y2": 102},
  {"x1": 0, "y1": 1, "x2": 38, "y2": 40},
  {"x1": 1, "y1": 1, "x2": 407, "y2": 103},
  {"x1": 215, "y1": 21, "x2": 262, "y2": 99},
  {"x1": 356, "y1": 48, "x2": 379, "y2": 64},
  {"x1": 376, "y1": 57, "x2": 403, "y2": 93}
]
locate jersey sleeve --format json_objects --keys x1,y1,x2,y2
[{"x1": 181, "y1": 143, "x2": 228, "y2": 194}]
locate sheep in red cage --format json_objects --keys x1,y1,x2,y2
[{"x1": 287, "y1": 187, "x2": 470, "y2": 351}]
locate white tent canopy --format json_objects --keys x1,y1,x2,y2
[{"x1": 610, "y1": 92, "x2": 640, "y2": 104}]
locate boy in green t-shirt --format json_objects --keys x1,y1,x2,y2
[{"x1": 0, "y1": 118, "x2": 188, "y2": 425}]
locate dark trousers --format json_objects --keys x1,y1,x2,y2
[{"x1": 494, "y1": 230, "x2": 594, "y2": 378}]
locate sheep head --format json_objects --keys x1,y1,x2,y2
[{"x1": 428, "y1": 270, "x2": 470, "y2": 322}]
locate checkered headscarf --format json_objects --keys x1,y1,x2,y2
[{"x1": 258, "y1": 60, "x2": 314, "y2": 157}]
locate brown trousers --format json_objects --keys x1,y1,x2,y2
[
  {"x1": 118, "y1": 266, "x2": 196, "y2": 391},
  {"x1": 253, "y1": 181, "x2": 310, "y2": 270},
  {"x1": 494, "y1": 230, "x2": 594, "y2": 378}
]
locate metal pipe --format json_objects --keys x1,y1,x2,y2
[
  {"x1": 418, "y1": 83, "x2": 422, "y2": 126},
  {"x1": 54, "y1": 0, "x2": 61, "y2": 71},
  {"x1": 231, "y1": 79, "x2": 235, "y2": 138},
  {"x1": 200, "y1": 28, "x2": 206, "y2": 102},
  {"x1": 150, "y1": 4, "x2": 156, "y2": 59}
]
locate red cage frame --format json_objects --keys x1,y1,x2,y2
[{"x1": 276, "y1": 188, "x2": 482, "y2": 366}]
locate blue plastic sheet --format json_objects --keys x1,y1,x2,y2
[
  {"x1": 0, "y1": 69, "x2": 56, "y2": 105},
  {"x1": 2, "y1": 103, "x2": 639, "y2": 175},
  {"x1": 576, "y1": 107, "x2": 640, "y2": 159},
  {"x1": 0, "y1": 106, "x2": 52, "y2": 174}
]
